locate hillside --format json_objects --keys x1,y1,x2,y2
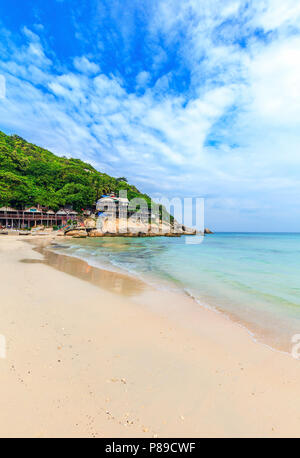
[{"x1": 0, "y1": 130, "x2": 153, "y2": 213}]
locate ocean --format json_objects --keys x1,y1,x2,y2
[{"x1": 50, "y1": 233, "x2": 300, "y2": 352}]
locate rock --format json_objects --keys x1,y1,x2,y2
[
  {"x1": 65, "y1": 226, "x2": 86, "y2": 235},
  {"x1": 79, "y1": 217, "x2": 198, "y2": 237},
  {"x1": 65, "y1": 229, "x2": 88, "y2": 237},
  {"x1": 84, "y1": 217, "x2": 96, "y2": 229},
  {"x1": 181, "y1": 225, "x2": 197, "y2": 235},
  {"x1": 204, "y1": 228, "x2": 214, "y2": 234},
  {"x1": 88, "y1": 229, "x2": 105, "y2": 237},
  {"x1": 173, "y1": 222, "x2": 184, "y2": 232}
]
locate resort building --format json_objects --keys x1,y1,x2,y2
[
  {"x1": 97, "y1": 195, "x2": 129, "y2": 218},
  {"x1": 96, "y1": 194, "x2": 151, "y2": 222},
  {"x1": 0, "y1": 206, "x2": 78, "y2": 229}
]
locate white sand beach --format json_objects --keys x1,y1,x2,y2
[{"x1": 1, "y1": 235, "x2": 300, "y2": 438}]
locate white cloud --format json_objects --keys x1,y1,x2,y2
[
  {"x1": 253, "y1": 0, "x2": 300, "y2": 32},
  {"x1": 136, "y1": 71, "x2": 150, "y2": 88},
  {"x1": 247, "y1": 36, "x2": 300, "y2": 126},
  {"x1": 0, "y1": 75, "x2": 6, "y2": 99},
  {"x1": 73, "y1": 56, "x2": 100, "y2": 74}
]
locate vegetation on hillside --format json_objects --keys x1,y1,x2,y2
[{"x1": 0, "y1": 130, "x2": 156, "y2": 214}]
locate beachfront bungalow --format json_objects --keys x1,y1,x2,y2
[
  {"x1": 0, "y1": 206, "x2": 79, "y2": 229},
  {"x1": 0, "y1": 207, "x2": 18, "y2": 228},
  {"x1": 56, "y1": 209, "x2": 78, "y2": 219},
  {"x1": 24, "y1": 206, "x2": 42, "y2": 215}
]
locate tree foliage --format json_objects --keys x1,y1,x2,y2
[{"x1": 0, "y1": 130, "x2": 154, "y2": 212}]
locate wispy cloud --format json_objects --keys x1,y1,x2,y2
[{"x1": 73, "y1": 56, "x2": 100, "y2": 74}]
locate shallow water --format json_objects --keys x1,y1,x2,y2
[{"x1": 50, "y1": 233, "x2": 300, "y2": 351}]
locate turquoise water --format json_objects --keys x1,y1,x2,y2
[{"x1": 52, "y1": 233, "x2": 300, "y2": 351}]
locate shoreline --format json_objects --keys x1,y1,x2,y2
[
  {"x1": 42, "y1": 236, "x2": 293, "y2": 355},
  {"x1": 33, "y1": 238, "x2": 276, "y2": 354},
  {"x1": 1, "y1": 235, "x2": 300, "y2": 437}
]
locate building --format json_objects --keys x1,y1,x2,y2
[
  {"x1": 97, "y1": 195, "x2": 129, "y2": 218},
  {"x1": 56, "y1": 209, "x2": 78, "y2": 220},
  {"x1": 96, "y1": 194, "x2": 151, "y2": 222},
  {"x1": 0, "y1": 206, "x2": 78, "y2": 229}
]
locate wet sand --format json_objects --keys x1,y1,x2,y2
[
  {"x1": 1, "y1": 235, "x2": 300, "y2": 437},
  {"x1": 26, "y1": 243, "x2": 147, "y2": 297}
]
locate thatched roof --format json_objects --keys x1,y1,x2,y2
[
  {"x1": 0, "y1": 206, "x2": 18, "y2": 212},
  {"x1": 56, "y1": 209, "x2": 78, "y2": 215},
  {"x1": 24, "y1": 207, "x2": 41, "y2": 213}
]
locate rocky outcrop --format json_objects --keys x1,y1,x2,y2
[
  {"x1": 180, "y1": 225, "x2": 197, "y2": 235},
  {"x1": 88, "y1": 229, "x2": 105, "y2": 237},
  {"x1": 84, "y1": 217, "x2": 96, "y2": 229},
  {"x1": 62, "y1": 217, "x2": 198, "y2": 238},
  {"x1": 72, "y1": 232, "x2": 87, "y2": 238},
  {"x1": 64, "y1": 228, "x2": 88, "y2": 237},
  {"x1": 204, "y1": 228, "x2": 213, "y2": 234},
  {"x1": 183, "y1": 229, "x2": 197, "y2": 235}
]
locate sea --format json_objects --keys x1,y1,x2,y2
[{"x1": 50, "y1": 233, "x2": 300, "y2": 352}]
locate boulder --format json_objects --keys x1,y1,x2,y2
[
  {"x1": 204, "y1": 228, "x2": 214, "y2": 234},
  {"x1": 180, "y1": 225, "x2": 197, "y2": 235},
  {"x1": 84, "y1": 217, "x2": 96, "y2": 229},
  {"x1": 66, "y1": 229, "x2": 88, "y2": 237},
  {"x1": 173, "y1": 223, "x2": 184, "y2": 233},
  {"x1": 88, "y1": 229, "x2": 105, "y2": 237},
  {"x1": 65, "y1": 226, "x2": 85, "y2": 235}
]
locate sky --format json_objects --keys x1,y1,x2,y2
[{"x1": 0, "y1": 0, "x2": 300, "y2": 231}]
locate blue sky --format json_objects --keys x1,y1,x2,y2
[{"x1": 0, "y1": 0, "x2": 300, "y2": 231}]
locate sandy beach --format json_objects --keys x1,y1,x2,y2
[{"x1": 1, "y1": 235, "x2": 300, "y2": 438}]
